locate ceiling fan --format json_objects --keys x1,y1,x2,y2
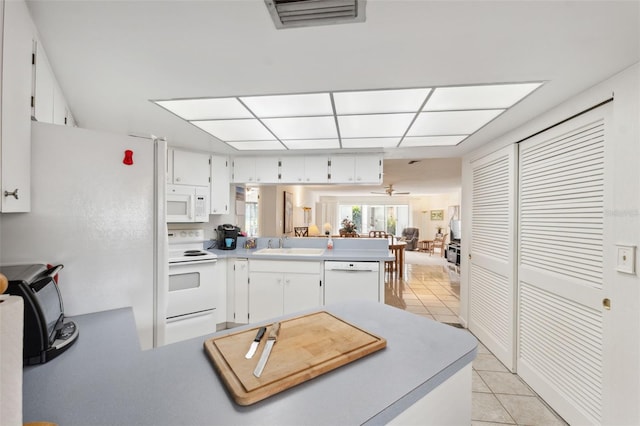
[{"x1": 371, "y1": 184, "x2": 410, "y2": 196}]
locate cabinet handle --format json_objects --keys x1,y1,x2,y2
[{"x1": 4, "y1": 188, "x2": 19, "y2": 200}]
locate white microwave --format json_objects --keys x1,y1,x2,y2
[{"x1": 167, "y1": 184, "x2": 209, "y2": 223}]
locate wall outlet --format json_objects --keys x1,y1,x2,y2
[{"x1": 616, "y1": 245, "x2": 636, "y2": 274}]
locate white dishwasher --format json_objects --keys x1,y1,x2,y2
[{"x1": 324, "y1": 261, "x2": 380, "y2": 304}]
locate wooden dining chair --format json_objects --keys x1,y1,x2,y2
[
  {"x1": 368, "y1": 230, "x2": 387, "y2": 238},
  {"x1": 431, "y1": 234, "x2": 448, "y2": 257},
  {"x1": 294, "y1": 226, "x2": 309, "y2": 237}
]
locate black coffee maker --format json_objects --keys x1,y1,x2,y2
[{"x1": 217, "y1": 224, "x2": 240, "y2": 250}]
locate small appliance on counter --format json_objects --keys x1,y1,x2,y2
[
  {"x1": 217, "y1": 224, "x2": 241, "y2": 250},
  {"x1": 0, "y1": 264, "x2": 79, "y2": 365}
]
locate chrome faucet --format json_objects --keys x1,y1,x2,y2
[{"x1": 279, "y1": 235, "x2": 286, "y2": 248}]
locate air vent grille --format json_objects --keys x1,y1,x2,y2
[{"x1": 265, "y1": 0, "x2": 366, "y2": 29}]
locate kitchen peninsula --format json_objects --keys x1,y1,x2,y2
[{"x1": 23, "y1": 301, "x2": 477, "y2": 425}]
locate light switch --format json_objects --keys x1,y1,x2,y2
[{"x1": 616, "y1": 245, "x2": 636, "y2": 274}]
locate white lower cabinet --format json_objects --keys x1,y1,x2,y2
[
  {"x1": 230, "y1": 259, "x2": 249, "y2": 325},
  {"x1": 248, "y1": 260, "x2": 321, "y2": 324}
]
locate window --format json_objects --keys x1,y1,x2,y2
[{"x1": 337, "y1": 203, "x2": 409, "y2": 236}]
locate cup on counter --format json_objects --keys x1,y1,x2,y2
[{"x1": 225, "y1": 238, "x2": 234, "y2": 248}]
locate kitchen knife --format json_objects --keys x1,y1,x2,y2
[
  {"x1": 244, "y1": 326, "x2": 267, "y2": 359},
  {"x1": 253, "y1": 322, "x2": 281, "y2": 378}
]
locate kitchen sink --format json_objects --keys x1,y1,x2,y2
[{"x1": 253, "y1": 248, "x2": 325, "y2": 256}]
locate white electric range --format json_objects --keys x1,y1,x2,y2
[{"x1": 166, "y1": 229, "x2": 218, "y2": 345}]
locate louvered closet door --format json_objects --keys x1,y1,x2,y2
[
  {"x1": 517, "y1": 105, "x2": 610, "y2": 425},
  {"x1": 469, "y1": 145, "x2": 517, "y2": 371}
]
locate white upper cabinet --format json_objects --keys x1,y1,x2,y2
[
  {"x1": 232, "y1": 157, "x2": 279, "y2": 183},
  {"x1": 171, "y1": 149, "x2": 210, "y2": 187},
  {"x1": 280, "y1": 155, "x2": 329, "y2": 183},
  {"x1": 304, "y1": 156, "x2": 330, "y2": 183},
  {"x1": 329, "y1": 154, "x2": 382, "y2": 184},
  {"x1": 33, "y1": 35, "x2": 74, "y2": 126},
  {"x1": 210, "y1": 155, "x2": 230, "y2": 214},
  {"x1": 1, "y1": 0, "x2": 33, "y2": 212}
]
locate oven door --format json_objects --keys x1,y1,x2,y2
[{"x1": 167, "y1": 259, "x2": 217, "y2": 318}]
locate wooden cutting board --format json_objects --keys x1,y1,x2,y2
[{"x1": 204, "y1": 311, "x2": 386, "y2": 405}]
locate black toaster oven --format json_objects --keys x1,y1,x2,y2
[{"x1": 0, "y1": 263, "x2": 78, "y2": 365}]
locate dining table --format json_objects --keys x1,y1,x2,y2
[{"x1": 388, "y1": 240, "x2": 407, "y2": 278}]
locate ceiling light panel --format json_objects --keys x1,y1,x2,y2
[
  {"x1": 282, "y1": 139, "x2": 340, "y2": 150},
  {"x1": 408, "y1": 110, "x2": 503, "y2": 136},
  {"x1": 333, "y1": 88, "x2": 431, "y2": 114},
  {"x1": 401, "y1": 135, "x2": 467, "y2": 147},
  {"x1": 338, "y1": 113, "x2": 415, "y2": 138},
  {"x1": 262, "y1": 116, "x2": 338, "y2": 139},
  {"x1": 240, "y1": 93, "x2": 333, "y2": 118},
  {"x1": 226, "y1": 141, "x2": 286, "y2": 150},
  {"x1": 191, "y1": 119, "x2": 275, "y2": 141},
  {"x1": 341, "y1": 138, "x2": 401, "y2": 148},
  {"x1": 155, "y1": 98, "x2": 252, "y2": 120},
  {"x1": 424, "y1": 83, "x2": 542, "y2": 111}
]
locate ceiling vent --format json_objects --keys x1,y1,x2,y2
[{"x1": 265, "y1": 0, "x2": 366, "y2": 29}]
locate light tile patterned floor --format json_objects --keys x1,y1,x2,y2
[{"x1": 384, "y1": 256, "x2": 567, "y2": 426}]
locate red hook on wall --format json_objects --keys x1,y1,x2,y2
[{"x1": 123, "y1": 150, "x2": 134, "y2": 165}]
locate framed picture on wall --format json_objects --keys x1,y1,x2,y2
[
  {"x1": 283, "y1": 191, "x2": 293, "y2": 233},
  {"x1": 430, "y1": 210, "x2": 444, "y2": 221}
]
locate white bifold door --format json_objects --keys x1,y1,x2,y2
[
  {"x1": 517, "y1": 105, "x2": 611, "y2": 425},
  {"x1": 468, "y1": 145, "x2": 518, "y2": 371}
]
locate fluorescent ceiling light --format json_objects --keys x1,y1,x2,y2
[
  {"x1": 334, "y1": 88, "x2": 431, "y2": 114},
  {"x1": 282, "y1": 139, "x2": 340, "y2": 150},
  {"x1": 152, "y1": 81, "x2": 543, "y2": 151},
  {"x1": 226, "y1": 141, "x2": 285, "y2": 150},
  {"x1": 425, "y1": 83, "x2": 542, "y2": 111},
  {"x1": 338, "y1": 113, "x2": 415, "y2": 138},
  {"x1": 408, "y1": 110, "x2": 504, "y2": 136},
  {"x1": 191, "y1": 119, "x2": 275, "y2": 141},
  {"x1": 342, "y1": 138, "x2": 401, "y2": 148},
  {"x1": 262, "y1": 116, "x2": 338, "y2": 139},
  {"x1": 401, "y1": 135, "x2": 467, "y2": 147},
  {"x1": 156, "y1": 98, "x2": 251, "y2": 120},
  {"x1": 240, "y1": 93, "x2": 333, "y2": 117}
]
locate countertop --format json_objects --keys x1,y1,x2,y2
[
  {"x1": 23, "y1": 301, "x2": 477, "y2": 426},
  {"x1": 206, "y1": 236, "x2": 395, "y2": 261}
]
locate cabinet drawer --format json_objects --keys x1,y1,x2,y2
[{"x1": 249, "y1": 260, "x2": 320, "y2": 274}]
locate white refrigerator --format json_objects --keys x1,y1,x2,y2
[{"x1": 0, "y1": 121, "x2": 167, "y2": 350}]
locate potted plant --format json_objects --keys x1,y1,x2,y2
[{"x1": 341, "y1": 218, "x2": 357, "y2": 236}]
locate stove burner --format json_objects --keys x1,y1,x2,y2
[{"x1": 184, "y1": 250, "x2": 206, "y2": 257}]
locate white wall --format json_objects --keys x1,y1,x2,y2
[{"x1": 461, "y1": 62, "x2": 640, "y2": 424}]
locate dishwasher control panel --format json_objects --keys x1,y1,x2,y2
[{"x1": 324, "y1": 261, "x2": 379, "y2": 272}]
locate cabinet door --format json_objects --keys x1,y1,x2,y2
[
  {"x1": 279, "y1": 156, "x2": 305, "y2": 183},
  {"x1": 248, "y1": 272, "x2": 283, "y2": 323},
  {"x1": 210, "y1": 155, "x2": 230, "y2": 214},
  {"x1": 232, "y1": 259, "x2": 249, "y2": 324},
  {"x1": 232, "y1": 157, "x2": 255, "y2": 183},
  {"x1": 355, "y1": 154, "x2": 382, "y2": 183},
  {"x1": 329, "y1": 156, "x2": 355, "y2": 183},
  {"x1": 283, "y1": 273, "x2": 321, "y2": 315},
  {"x1": 52, "y1": 82, "x2": 67, "y2": 125},
  {"x1": 1, "y1": 0, "x2": 33, "y2": 212},
  {"x1": 33, "y1": 41, "x2": 54, "y2": 123},
  {"x1": 254, "y1": 157, "x2": 280, "y2": 183},
  {"x1": 215, "y1": 259, "x2": 227, "y2": 325},
  {"x1": 172, "y1": 149, "x2": 210, "y2": 186},
  {"x1": 304, "y1": 156, "x2": 329, "y2": 183}
]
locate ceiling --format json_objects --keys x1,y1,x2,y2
[{"x1": 25, "y1": 0, "x2": 640, "y2": 195}]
